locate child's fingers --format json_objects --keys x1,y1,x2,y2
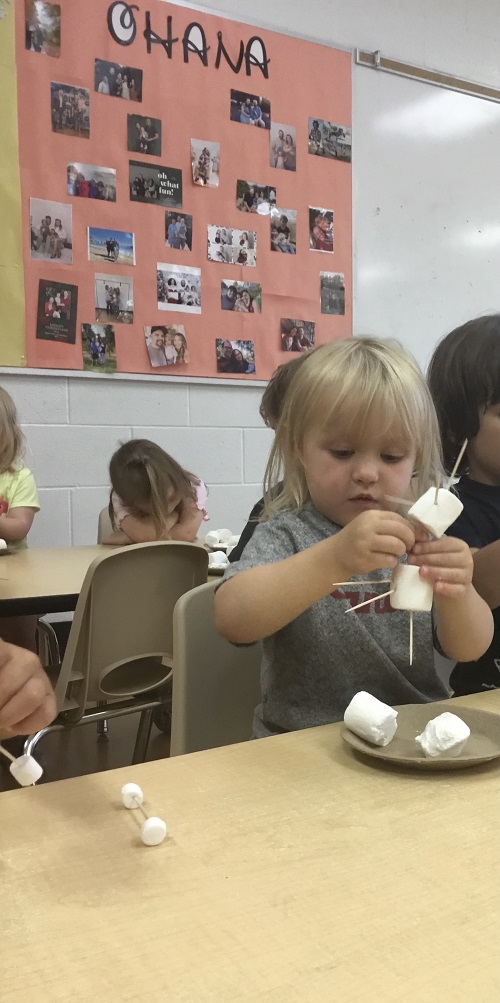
[
  {"x1": 418, "y1": 564, "x2": 470, "y2": 585},
  {"x1": 432, "y1": 579, "x2": 473, "y2": 598}
]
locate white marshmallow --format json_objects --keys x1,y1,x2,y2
[
  {"x1": 0, "y1": 539, "x2": 7, "y2": 551},
  {"x1": 390, "y1": 564, "x2": 433, "y2": 612},
  {"x1": 208, "y1": 550, "x2": 229, "y2": 569},
  {"x1": 140, "y1": 816, "x2": 168, "y2": 846},
  {"x1": 408, "y1": 487, "x2": 463, "y2": 539},
  {"x1": 416, "y1": 711, "x2": 470, "y2": 758},
  {"x1": 121, "y1": 782, "x2": 144, "y2": 808},
  {"x1": 9, "y1": 754, "x2": 43, "y2": 787},
  {"x1": 217, "y1": 528, "x2": 233, "y2": 544},
  {"x1": 344, "y1": 691, "x2": 398, "y2": 747}
]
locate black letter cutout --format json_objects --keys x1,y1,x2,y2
[
  {"x1": 182, "y1": 22, "x2": 210, "y2": 66},
  {"x1": 107, "y1": 2, "x2": 138, "y2": 46},
  {"x1": 215, "y1": 31, "x2": 244, "y2": 73},
  {"x1": 245, "y1": 36, "x2": 270, "y2": 79},
  {"x1": 144, "y1": 11, "x2": 178, "y2": 57}
]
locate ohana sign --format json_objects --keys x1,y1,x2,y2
[{"x1": 107, "y1": 2, "x2": 271, "y2": 78}]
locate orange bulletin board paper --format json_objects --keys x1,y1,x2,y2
[{"x1": 15, "y1": 0, "x2": 352, "y2": 381}]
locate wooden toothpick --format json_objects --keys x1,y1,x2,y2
[
  {"x1": 331, "y1": 579, "x2": 392, "y2": 588},
  {"x1": 0, "y1": 742, "x2": 16, "y2": 764},
  {"x1": 409, "y1": 611, "x2": 413, "y2": 666},
  {"x1": 385, "y1": 495, "x2": 413, "y2": 508},
  {"x1": 446, "y1": 439, "x2": 468, "y2": 489},
  {"x1": 345, "y1": 589, "x2": 394, "y2": 613}
]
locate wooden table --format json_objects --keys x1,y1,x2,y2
[{"x1": 1, "y1": 690, "x2": 499, "y2": 1001}]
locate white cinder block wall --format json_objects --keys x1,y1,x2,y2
[{"x1": 5, "y1": 0, "x2": 500, "y2": 546}]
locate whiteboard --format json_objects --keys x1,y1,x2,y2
[{"x1": 353, "y1": 66, "x2": 500, "y2": 371}]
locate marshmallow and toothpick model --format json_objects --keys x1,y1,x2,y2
[
  {"x1": 121, "y1": 783, "x2": 168, "y2": 845},
  {"x1": 0, "y1": 742, "x2": 43, "y2": 786}
]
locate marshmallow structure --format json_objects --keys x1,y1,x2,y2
[
  {"x1": 408, "y1": 487, "x2": 463, "y2": 539},
  {"x1": 121, "y1": 782, "x2": 144, "y2": 808},
  {"x1": 9, "y1": 754, "x2": 43, "y2": 787},
  {"x1": 344, "y1": 691, "x2": 398, "y2": 747},
  {"x1": 416, "y1": 712, "x2": 470, "y2": 758},
  {"x1": 140, "y1": 817, "x2": 168, "y2": 846},
  {"x1": 390, "y1": 564, "x2": 433, "y2": 612}
]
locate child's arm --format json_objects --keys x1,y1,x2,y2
[
  {"x1": 101, "y1": 529, "x2": 133, "y2": 546},
  {"x1": 0, "y1": 638, "x2": 56, "y2": 735},
  {"x1": 168, "y1": 500, "x2": 204, "y2": 542},
  {"x1": 118, "y1": 509, "x2": 180, "y2": 543},
  {"x1": 0, "y1": 507, "x2": 36, "y2": 543},
  {"x1": 470, "y1": 540, "x2": 500, "y2": 609}
]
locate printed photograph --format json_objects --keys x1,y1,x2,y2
[
  {"x1": 51, "y1": 83, "x2": 89, "y2": 137},
  {"x1": 165, "y1": 212, "x2": 192, "y2": 251},
  {"x1": 36, "y1": 279, "x2": 78, "y2": 343},
  {"x1": 308, "y1": 118, "x2": 352, "y2": 162},
  {"x1": 270, "y1": 123, "x2": 296, "y2": 171},
  {"x1": 94, "y1": 274, "x2": 134, "y2": 324},
  {"x1": 25, "y1": 1, "x2": 60, "y2": 56},
  {"x1": 145, "y1": 325, "x2": 190, "y2": 368},
  {"x1": 280, "y1": 318, "x2": 315, "y2": 352},
  {"x1": 230, "y1": 89, "x2": 271, "y2": 129},
  {"x1": 157, "y1": 263, "x2": 201, "y2": 314},
  {"x1": 129, "y1": 161, "x2": 182, "y2": 208},
  {"x1": 191, "y1": 139, "x2": 220, "y2": 187},
  {"x1": 221, "y1": 281, "x2": 262, "y2": 313},
  {"x1": 320, "y1": 271, "x2": 345, "y2": 315},
  {"x1": 207, "y1": 227, "x2": 256, "y2": 267},
  {"x1": 127, "y1": 114, "x2": 161, "y2": 157},
  {"x1": 309, "y1": 207, "x2": 334, "y2": 252},
  {"x1": 270, "y1": 207, "x2": 297, "y2": 254},
  {"x1": 88, "y1": 227, "x2": 135, "y2": 265},
  {"x1": 236, "y1": 180, "x2": 276, "y2": 215},
  {"x1": 30, "y1": 198, "x2": 72, "y2": 263},
  {"x1": 94, "y1": 59, "x2": 142, "y2": 101},
  {"x1": 216, "y1": 339, "x2": 256, "y2": 374},
  {"x1": 81, "y1": 324, "x2": 116, "y2": 373},
  {"x1": 67, "y1": 162, "x2": 116, "y2": 201}
]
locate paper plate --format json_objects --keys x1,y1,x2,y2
[{"x1": 341, "y1": 701, "x2": 500, "y2": 770}]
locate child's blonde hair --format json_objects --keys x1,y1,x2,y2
[
  {"x1": 263, "y1": 337, "x2": 444, "y2": 519},
  {"x1": 109, "y1": 439, "x2": 198, "y2": 537},
  {"x1": 0, "y1": 386, "x2": 24, "y2": 474}
]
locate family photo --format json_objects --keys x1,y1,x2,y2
[
  {"x1": 157, "y1": 264, "x2": 201, "y2": 313},
  {"x1": 216, "y1": 339, "x2": 256, "y2": 374},
  {"x1": 270, "y1": 123, "x2": 297, "y2": 170},
  {"x1": 165, "y1": 213, "x2": 192, "y2": 251},
  {"x1": 230, "y1": 89, "x2": 271, "y2": 129},
  {"x1": 280, "y1": 319, "x2": 315, "y2": 352},
  {"x1": 221, "y1": 281, "x2": 262, "y2": 313},
  {"x1": 51, "y1": 83, "x2": 89, "y2": 137},
  {"x1": 94, "y1": 275, "x2": 134, "y2": 324},
  {"x1": 25, "y1": 0, "x2": 60, "y2": 56},
  {"x1": 36, "y1": 279, "x2": 77, "y2": 343},
  {"x1": 270, "y1": 207, "x2": 297, "y2": 254},
  {"x1": 320, "y1": 271, "x2": 346, "y2": 314},
  {"x1": 67, "y1": 163, "x2": 116, "y2": 201},
  {"x1": 236, "y1": 180, "x2": 276, "y2": 215},
  {"x1": 309, "y1": 207, "x2": 334, "y2": 252},
  {"x1": 30, "y1": 198, "x2": 72, "y2": 263},
  {"x1": 129, "y1": 162, "x2": 182, "y2": 208},
  {"x1": 191, "y1": 139, "x2": 220, "y2": 187},
  {"x1": 145, "y1": 325, "x2": 190, "y2": 368},
  {"x1": 94, "y1": 59, "x2": 142, "y2": 101},
  {"x1": 81, "y1": 324, "x2": 117, "y2": 373},
  {"x1": 88, "y1": 227, "x2": 135, "y2": 265},
  {"x1": 207, "y1": 227, "x2": 256, "y2": 266},
  {"x1": 308, "y1": 118, "x2": 352, "y2": 162},
  {"x1": 127, "y1": 115, "x2": 161, "y2": 157}
]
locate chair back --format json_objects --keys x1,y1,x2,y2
[
  {"x1": 97, "y1": 506, "x2": 113, "y2": 543},
  {"x1": 55, "y1": 541, "x2": 208, "y2": 721},
  {"x1": 170, "y1": 580, "x2": 261, "y2": 756}
]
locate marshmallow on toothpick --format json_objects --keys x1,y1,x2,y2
[
  {"x1": 9, "y1": 754, "x2": 43, "y2": 787},
  {"x1": 344, "y1": 691, "x2": 398, "y2": 747},
  {"x1": 390, "y1": 564, "x2": 433, "y2": 612},
  {"x1": 408, "y1": 487, "x2": 463, "y2": 539},
  {"x1": 415, "y1": 712, "x2": 470, "y2": 758}
]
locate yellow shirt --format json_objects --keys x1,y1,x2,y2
[{"x1": 0, "y1": 467, "x2": 40, "y2": 550}]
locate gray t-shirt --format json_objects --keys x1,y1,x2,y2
[{"x1": 220, "y1": 506, "x2": 449, "y2": 737}]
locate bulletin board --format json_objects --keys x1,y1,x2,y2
[{"x1": 9, "y1": 0, "x2": 352, "y2": 381}]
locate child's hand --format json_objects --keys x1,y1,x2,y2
[
  {"x1": 0, "y1": 639, "x2": 56, "y2": 735},
  {"x1": 408, "y1": 535, "x2": 474, "y2": 598},
  {"x1": 334, "y1": 510, "x2": 416, "y2": 577}
]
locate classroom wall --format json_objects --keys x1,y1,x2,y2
[{"x1": 9, "y1": 0, "x2": 500, "y2": 546}]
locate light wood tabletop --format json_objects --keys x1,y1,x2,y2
[{"x1": 1, "y1": 689, "x2": 499, "y2": 1001}]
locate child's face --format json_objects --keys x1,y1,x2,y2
[
  {"x1": 467, "y1": 403, "x2": 500, "y2": 485},
  {"x1": 300, "y1": 421, "x2": 416, "y2": 526}
]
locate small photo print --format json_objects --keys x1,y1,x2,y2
[
  {"x1": 270, "y1": 123, "x2": 296, "y2": 171},
  {"x1": 81, "y1": 324, "x2": 116, "y2": 373},
  {"x1": 320, "y1": 272, "x2": 345, "y2": 315},
  {"x1": 280, "y1": 318, "x2": 315, "y2": 352},
  {"x1": 129, "y1": 161, "x2": 182, "y2": 208},
  {"x1": 191, "y1": 139, "x2": 220, "y2": 187},
  {"x1": 94, "y1": 59, "x2": 142, "y2": 101},
  {"x1": 88, "y1": 227, "x2": 135, "y2": 266},
  {"x1": 230, "y1": 89, "x2": 270, "y2": 129},
  {"x1": 216, "y1": 339, "x2": 255, "y2": 375},
  {"x1": 127, "y1": 114, "x2": 161, "y2": 157},
  {"x1": 270, "y1": 207, "x2": 296, "y2": 254},
  {"x1": 308, "y1": 118, "x2": 352, "y2": 162},
  {"x1": 157, "y1": 263, "x2": 201, "y2": 314},
  {"x1": 51, "y1": 83, "x2": 89, "y2": 137},
  {"x1": 30, "y1": 198, "x2": 72, "y2": 263},
  {"x1": 236, "y1": 180, "x2": 276, "y2": 216},
  {"x1": 25, "y1": 1, "x2": 60, "y2": 56},
  {"x1": 166, "y1": 212, "x2": 192, "y2": 251},
  {"x1": 207, "y1": 227, "x2": 256, "y2": 266},
  {"x1": 309, "y1": 207, "x2": 334, "y2": 253},
  {"x1": 145, "y1": 325, "x2": 190, "y2": 368},
  {"x1": 95, "y1": 274, "x2": 134, "y2": 324},
  {"x1": 67, "y1": 162, "x2": 116, "y2": 201},
  {"x1": 221, "y1": 281, "x2": 262, "y2": 313},
  {"x1": 36, "y1": 280, "x2": 78, "y2": 343}
]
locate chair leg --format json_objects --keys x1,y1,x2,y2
[
  {"x1": 24, "y1": 722, "x2": 66, "y2": 758},
  {"x1": 132, "y1": 708, "x2": 154, "y2": 764}
]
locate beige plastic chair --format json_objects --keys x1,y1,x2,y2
[
  {"x1": 25, "y1": 541, "x2": 209, "y2": 763},
  {"x1": 169, "y1": 580, "x2": 262, "y2": 756},
  {"x1": 97, "y1": 506, "x2": 113, "y2": 543}
]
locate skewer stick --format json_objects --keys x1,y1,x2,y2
[
  {"x1": 132, "y1": 795, "x2": 150, "y2": 821},
  {"x1": 384, "y1": 495, "x2": 413, "y2": 508},
  {"x1": 331, "y1": 579, "x2": 392, "y2": 587},
  {"x1": 434, "y1": 483, "x2": 440, "y2": 505},
  {"x1": 409, "y1": 610, "x2": 413, "y2": 666},
  {"x1": 0, "y1": 742, "x2": 17, "y2": 764},
  {"x1": 345, "y1": 589, "x2": 394, "y2": 613},
  {"x1": 446, "y1": 439, "x2": 468, "y2": 488}
]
